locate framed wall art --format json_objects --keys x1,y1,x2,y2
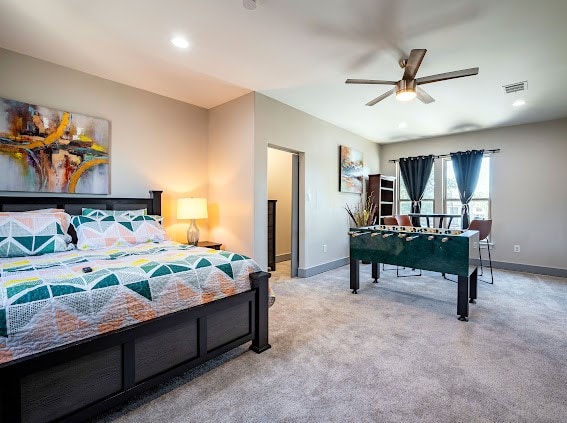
[
  {"x1": 0, "y1": 98, "x2": 110, "y2": 194},
  {"x1": 339, "y1": 145, "x2": 363, "y2": 193}
]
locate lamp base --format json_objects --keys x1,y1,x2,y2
[{"x1": 187, "y1": 219, "x2": 200, "y2": 246}]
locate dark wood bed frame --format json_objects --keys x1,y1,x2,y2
[{"x1": 0, "y1": 191, "x2": 271, "y2": 423}]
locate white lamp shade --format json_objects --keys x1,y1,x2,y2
[{"x1": 177, "y1": 198, "x2": 208, "y2": 220}]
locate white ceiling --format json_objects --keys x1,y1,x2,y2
[{"x1": 1, "y1": 0, "x2": 566, "y2": 143}]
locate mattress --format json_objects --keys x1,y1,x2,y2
[{"x1": 0, "y1": 241, "x2": 262, "y2": 364}]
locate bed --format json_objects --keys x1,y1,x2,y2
[{"x1": 0, "y1": 191, "x2": 271, "y2": 423}]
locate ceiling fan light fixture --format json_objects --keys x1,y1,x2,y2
[
  {"x1": 346, "y1": 49, "x2": 478, "y2": 106},
  {"x1": 396, "y1": 89, "x2": 417, "y2": 101},
  {"x1": 395, "y1": 80, "x2": 417, "y2": 102}
]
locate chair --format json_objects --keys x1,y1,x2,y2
[
  {"x1": 395, "y1": 214, "x2": 413, "y2": 227},
  {"x1": 383, "y1": 216, "x2": 398, "y2": 225},
  {"x1": 468, "y1": 219, "x2": 494, "y2": 284}
]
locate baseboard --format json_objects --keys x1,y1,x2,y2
[
  {"x1": 276, "y1": 253, "x2": 291, "y2": 263},
  {"x1": 298, "y1": 257, "x2": 349, "y2": 278},
  {"x1": 470, "y1": 258, "x2": 567, "y2": 278},
  {"x1": 298, "y1": 257, "x2": 566, "y2": 279}
]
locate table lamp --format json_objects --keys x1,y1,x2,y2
[{"x1": 177, "y1": 197, "x2": 208, "y2": 246}]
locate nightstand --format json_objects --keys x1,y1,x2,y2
[{"x1": 197, "y1": 241, "x2": 222, "y2": 250}]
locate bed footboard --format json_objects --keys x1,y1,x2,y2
[
  {"x1": 0, "y1": 271, "x2": 271, "y2": 423},
  {"x1": 250, "y1": 271, "x2": 272, "y2": 353}
]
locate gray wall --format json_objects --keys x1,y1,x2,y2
[
  {"x1": 255, "y1": 93, "x2": 380, "y2": 275},
  {"x1": 379, "y1": 119, "x2": 567, "y2": 272}
]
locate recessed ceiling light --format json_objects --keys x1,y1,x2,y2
[
  {"x1": 398, "y1": 122, "x2": 408, "y2": 129},
  {"x1": 512, "y1": 99, "x2": 526, "y2": 107},
  {"x1": 171, "y1": 37, "x2": 189, "y2": 49}
]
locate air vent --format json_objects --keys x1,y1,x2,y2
[{"x1": 502, "y1": 81, "x2": 527, "y2": 94}]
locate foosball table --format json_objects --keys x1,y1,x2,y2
[{"x1": 349, "y1": 225, "x2": 480, "y2": 321}]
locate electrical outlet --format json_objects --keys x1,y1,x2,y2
[
  {"x1": 323, "y1": 244, "x2": 327, "y2": 253},
  {"x1": 514, "y1": 245, "x2": 520, "y2": 253}
]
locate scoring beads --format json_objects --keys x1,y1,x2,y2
[
  {"x1": 360, "y1": 225, "x2": 464, "y2": 236},
  {"x1": 348, "y1": 227, "x2": 462, "y2": 240}
]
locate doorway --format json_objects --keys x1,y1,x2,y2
[{"x1": 267, "y1": 146, "x2": 300, "y2": 278}]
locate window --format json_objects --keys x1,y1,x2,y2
[
  {"x1": 398, "y1": 167, "x2": 434, "y2": 227},
  {"x1": 444, "y1": 157, "x2": 491, "y2": 229}
]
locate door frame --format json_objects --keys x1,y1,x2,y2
[{"x1": 267, "y1": 145, "x2": 302, "y2": 277}]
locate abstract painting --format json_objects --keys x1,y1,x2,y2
[
  {"x1": 0, "y1": 98, "x2": 109, "y2": 194},
  {"x1": 339, "y1": 145, "x2": 363, "y2": 193}
]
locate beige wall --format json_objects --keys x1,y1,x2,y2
[
  {"x1": 208, "y1": 93, "x2": 256, "y2": 257},
  {"x1": 267, "y1": 148, "x2": 293, "y2": 258},
  {"x1": 0, "y1": 48, "x2": 210, "y2": 242},
  {"x1": 379, "y1": 118, "x2": 567, "y2": 271},
  {"x1": 255, "y1": 93, "x2": 380, "y2": 273}
]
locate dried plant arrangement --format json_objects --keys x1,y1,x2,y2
[{"x1": 345, "y1": 192, "x2": 377, "y2": 227}]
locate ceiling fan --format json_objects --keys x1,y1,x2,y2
[{"x1": 345, "y1": 49, "x2": 479, "y2": 106}]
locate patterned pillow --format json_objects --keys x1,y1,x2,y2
[
  {"x1": 71, "y1": 215, "x2": 167, "y2": 250},
  {"x1": 81, "y1": 208, "x2": 147, "y2": 219},
  {"x1": 147, "y1": 215, "x2": 164, "y2": 224},
  {"x1": 0, "y1": 213, "x2": 73, "y2": 258},
  {"x1": 24, "y1": 209, "x2": 72, "y2": 234},
  {"x1": 0, "y1": 209, "x2": 71, "y2": 233}
]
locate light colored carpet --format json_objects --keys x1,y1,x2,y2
[{"x1": 95, "y1": 263, "x2": 567, "y2": 422}]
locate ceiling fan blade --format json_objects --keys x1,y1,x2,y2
[
  {"x1": 366, "y1": 88, "x2": 396, "y2": 106},
  {"x1": 416, "y1": 67, "x2": 479, "y2": 85},
  {"x1": 402, "y1": 49, "x2": 427, "y2": 80},
  {"x1": 345, "y1": 79, "x2": 397, "y2": 85},
  {"x1": 416, "y1": 87, "x2": 435, "y2": 104}
]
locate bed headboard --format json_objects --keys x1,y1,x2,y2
[
  {"x1": 0, "y1": 190, "x2": 162, "y2": 216},
  {"x1": 0, "y1": 190, "x2": 163, "y2": 243}
]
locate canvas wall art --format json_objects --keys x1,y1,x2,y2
[
  {"x1": 339, "y1": 145, "x2": 363, "y2": 193},
  {"x1": 0, "y1": 98, "x2": 109, "y2": 194}
]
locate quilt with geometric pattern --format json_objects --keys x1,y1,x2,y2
[{"x1": 0, "y1": 241, "x2": 262, "y2": 364}]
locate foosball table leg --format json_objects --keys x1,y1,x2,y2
[
  {"x1": 350, "y1": 258, "x2": 360, "y2": 294},
  {"x1": 371, "y1": 262, "x2": 379, "y2": 283},
  {"x1": 457, "y1": 274, "x2": 470, "y2": 321},
  {"x1": 469, "y1": 267, "x2": 478, "y2": 304}
]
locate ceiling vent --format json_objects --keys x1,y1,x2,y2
[{"x1": 502, "y1": 81, "x2": 527, "y2": 94}]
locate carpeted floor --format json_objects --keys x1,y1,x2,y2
[{"x1": 94, "y1": 263, "x2": 567, "y2": 422}]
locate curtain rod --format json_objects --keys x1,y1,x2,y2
[{"x1": 388, "y1": 148, "x2": 500, "y2": 163}]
